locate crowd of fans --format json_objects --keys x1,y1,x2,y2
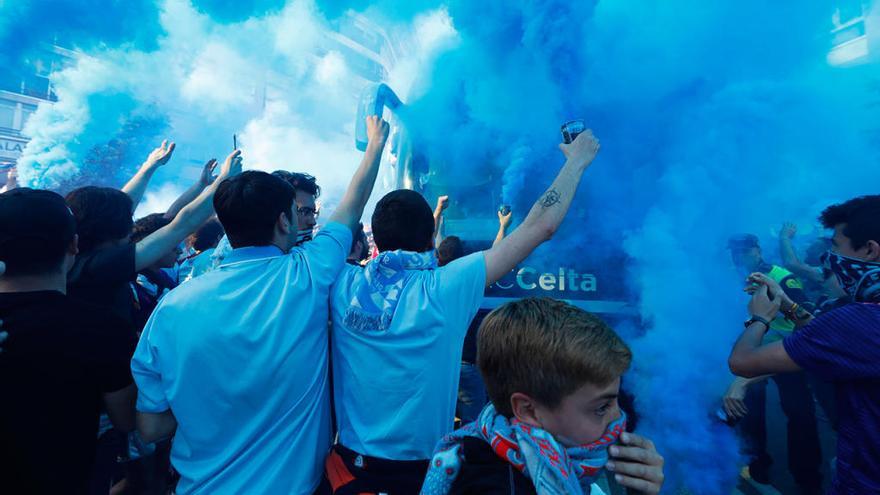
[{"x1": 0, "y1": 115, "x2": 876, "y2": 495}]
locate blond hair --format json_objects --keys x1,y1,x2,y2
[{"x1": 478, "y1": 297, "x2": 632, "y2": 417}]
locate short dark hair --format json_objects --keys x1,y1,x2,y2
[
  {"x1": 191, "y1": 218, "x2": 224, "y2": 252},
  {"x1": 271, "y1": 171, "x2": 321, "y2": 198},
  {"x1": 478, "y1": 297, "x2": 632, "y2": 417},
  {"x1": 214, "y1": 171, "x2": 294, "y2": 248},
  {"x1": 131, "y1": 213, "x2": 171, "y2": 244},
  {"x1": 0, "y1": 188, "x2": 76, "y2": 276},
  {"x1": 820, "y1": 195, "x2": 880, "y2": 251},
  {"x1": 65, "y1": 186, "x2": 133, "y2": 253},
  {"x1": 437, "y1": 236, "x2": 465, "y2": 266},
  {"x1": 371, "y1": 189, "x2": 434, "y2": 252}
]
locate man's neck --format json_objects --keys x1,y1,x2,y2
[{"x1": 0, "y1": 272, "x2": 67, "y2": 294}]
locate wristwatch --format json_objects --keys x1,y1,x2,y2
[{"x1": 744, "y1": 315, "x2": 771, "y2": 330}]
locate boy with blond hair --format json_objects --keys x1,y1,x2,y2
[{"x1": 422, "y1": 298, "x2": 664, "y2": 495}]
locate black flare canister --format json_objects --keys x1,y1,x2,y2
[{"x1": 561, "y1": 119, "x2": 586, "y2": 144}]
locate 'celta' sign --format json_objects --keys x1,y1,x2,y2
[{"x1": 492, "y1": 266, "x2": 598, "y2": 294}]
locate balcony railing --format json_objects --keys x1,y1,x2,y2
[{"x1": 0, "y1": 127, "x2": 23, "y2": 137}]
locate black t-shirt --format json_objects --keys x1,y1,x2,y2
[
  {"x1": 67, "y1": 243, "x2": 137, "y2": 323},
  {"x1": 0, "y1": 291, "x2": 136, "y2": 495}
]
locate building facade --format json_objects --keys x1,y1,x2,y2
[
  {"x1": 0, "y1": 44, "x2": 74, "y2": 185},
  {"x1": 829, "y1": 0, "x2": 879, "y2": 66}
]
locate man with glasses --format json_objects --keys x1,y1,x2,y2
[
  {"x1": 272, "y1": 171, "x2": 321, "y2": 245},
  {"x1": 201, "y1": 172, "x2": 323, "y2": 275}
]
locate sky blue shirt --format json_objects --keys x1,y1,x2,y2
[
  {"x1": 330, "y1": 251, "x2": 486, "y2": 460},
  {"x1": 131, "y1": 223, "x2": 351, "y2": 494}
]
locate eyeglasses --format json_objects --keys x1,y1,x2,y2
[{"x1": 296, "y1": 206, "x2": 319, "y2": 218}]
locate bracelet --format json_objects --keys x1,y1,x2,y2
[
  {"x1": 784, "y1": 303, "x2": 812, "y2": 322},
  {"x1": 783, "y1": 303, "x2": 799, "y2": 321},
  {"x1": 744, "y1": 315, "x2": 771, "y2": 331}
]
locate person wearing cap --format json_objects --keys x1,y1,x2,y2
[
  {"x1": 723, "y1": 233, "x2": 822, "y2": 493},
  {"x1": 0, "y1": 188, "x2": 137, "y2": 495},
  {"x1": 730, "y1": 195, "x2": 880, "y2": 494}
]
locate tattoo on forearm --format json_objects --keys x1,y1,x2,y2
[{"x1": 539, "y1": 189, "x2": 561, "y2": 208}]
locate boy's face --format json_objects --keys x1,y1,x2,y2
[{"x1": 535, "y1": 378, "x2": 621, "y2": 447}]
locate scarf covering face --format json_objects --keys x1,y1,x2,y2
[
  {"x1": 421, "y1": 403, "x2": 626, "y2": 495},
  {"x1": 343, "y1": 249, "x2": 437, "y2": 332},
  {"x1": 822, "y1": 250, "x2": 880, "y2": 302}
]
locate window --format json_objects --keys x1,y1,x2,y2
[{"x1": 0, "y1": 101, "x2": 16, "y2": 130}]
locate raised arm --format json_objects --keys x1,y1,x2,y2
[
  {"x1": 164, "y1": 159, "x2": 217, "y2": 220},
  {"x1": 122, "y1": 140, "x2": 176, "y2": 212},
  {"x1": 492, "y1": 208, "x2": 513, "y2": 248},
  {"x1": 329, "y1": 116, "x2": 390, "y2": 232},
  {"x1": 779, "y1": 222, "x2": 824, "y2": 284},
  {"x1": 483, "y1": 130, "x2": 599, "y2": 286},
  {"x1": 135, "y1": 150, "x2": 242, "y2": 272},
  {"x1": 434, "y1": 195, "x2": 449, "y2": 246}
]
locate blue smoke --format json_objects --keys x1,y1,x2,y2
[
  {"x1": 189, "y1": 0, "x2": 288, "y2": 22},
  {"x1": 387, "y1": 3, "x2": 879, "y2": 491},
  {"x1": 0, "y1": 0, "x2": 161, "y2": 62},
  {"x1": 4, "y1": 1, "x2": 880, "y2": 492}
]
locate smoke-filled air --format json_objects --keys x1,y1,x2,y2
[{"x1": 3, "y1": 0, "x2": 879, "y2": 493}]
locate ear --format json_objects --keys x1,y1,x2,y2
[
  {"x1": 276, "y1": 211, "x2": 293, "y2": 236},
  {"x1": 864, "y1": 240, "x2": 880, "y2": 261},
  {"x1": 510, "y1": 392, "x2": 542, "y2": 428}
]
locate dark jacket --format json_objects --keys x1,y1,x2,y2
[{"x1": 449, "y1": 437, "x2": 536, "y2": 495}]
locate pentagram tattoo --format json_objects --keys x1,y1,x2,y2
[{"x1": 540, "y1": 189, "x2": 561, "y2": 208}]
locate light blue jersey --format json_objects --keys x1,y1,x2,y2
[
  {"x1": 330, "y1": 251, "x2": 486, "y2": 460},
  {"x1": 131, "y1": 223, "x2": 351, "y2": 494}
]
